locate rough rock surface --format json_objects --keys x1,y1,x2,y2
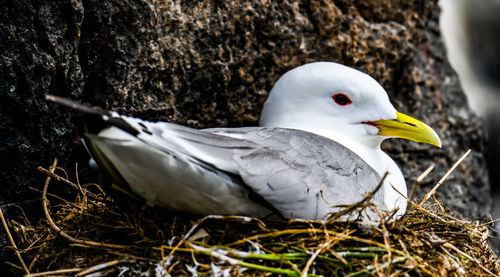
[{"x1": 0, "y1": 0, "x2": 492, "y2": 271}]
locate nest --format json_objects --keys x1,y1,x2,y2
[{"x1": 3, "y1": 156, "x2": 500, "y2": 277}]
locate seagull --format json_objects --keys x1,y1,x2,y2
[{"x1": 46, "y1": 62, "x2": 440, "y2": 221}]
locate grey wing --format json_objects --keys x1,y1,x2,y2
[
  {"x1": 208, "y1": 128, "x2": 385, "y2": 219},
  {"x1": 132, "y1": 119, "x2": 384, "y2": 220},
  {"x1": 86, "y1": 125, "x2": 274, "y2": 217}
]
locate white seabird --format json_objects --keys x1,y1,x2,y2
[{"x1": 46, "y1": 62, "x2": 441, "y2": 221}]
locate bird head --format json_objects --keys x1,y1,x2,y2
[{"x1": 260, "y1": 62, "x2": 441, "y2": 149}]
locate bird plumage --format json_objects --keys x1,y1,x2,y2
[{"x1": 46, "y1": 62, "x2": 441, "y2": 222}]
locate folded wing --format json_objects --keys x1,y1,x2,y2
[{"x1": 90, "y1": 116, "x2": 385, "y2": 220}]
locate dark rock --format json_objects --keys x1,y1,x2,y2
[
  {"x1": 0, "y1": 0, "x2": 83, "y2": 202},
  {"x1": 0, "y1": 0, "x2": 491, "y2": 272}
]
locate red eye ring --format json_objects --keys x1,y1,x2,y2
[{"x1": 332, "y1": 93, "x2": 352, "y2": 106}]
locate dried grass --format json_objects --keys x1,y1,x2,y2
[{"x1": 3, "y1": 155, "x2": 499, "y2": 276}]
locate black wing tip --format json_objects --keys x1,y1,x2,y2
[
  {"x1": 45, "y1": 93, "x2": 80, "y2": 107},
  {"x1": 45, "y1": 93, "x2": 110, "y2": 116},
  {"x1": 45, "y1": 94, "x2": 140, "y2": 137}
]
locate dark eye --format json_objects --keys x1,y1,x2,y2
[{"x1": 332, "y1": 93, "x2": 352, "y2": 106}]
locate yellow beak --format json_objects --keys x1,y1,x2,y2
[{"x1": 374, "y1": 112, "x2": 441, "y2": 147}]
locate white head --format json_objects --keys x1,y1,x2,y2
[{"x1": 260, "y1": 62, "x2": 441, "y2": 150}]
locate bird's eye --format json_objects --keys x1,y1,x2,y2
[{"x1": 332, "y1": 93, "x2": 352, "y2": 106}]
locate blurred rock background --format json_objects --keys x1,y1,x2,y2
[{"x1": 440, "y1": 0, "x2": 500, "y2": 238}]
